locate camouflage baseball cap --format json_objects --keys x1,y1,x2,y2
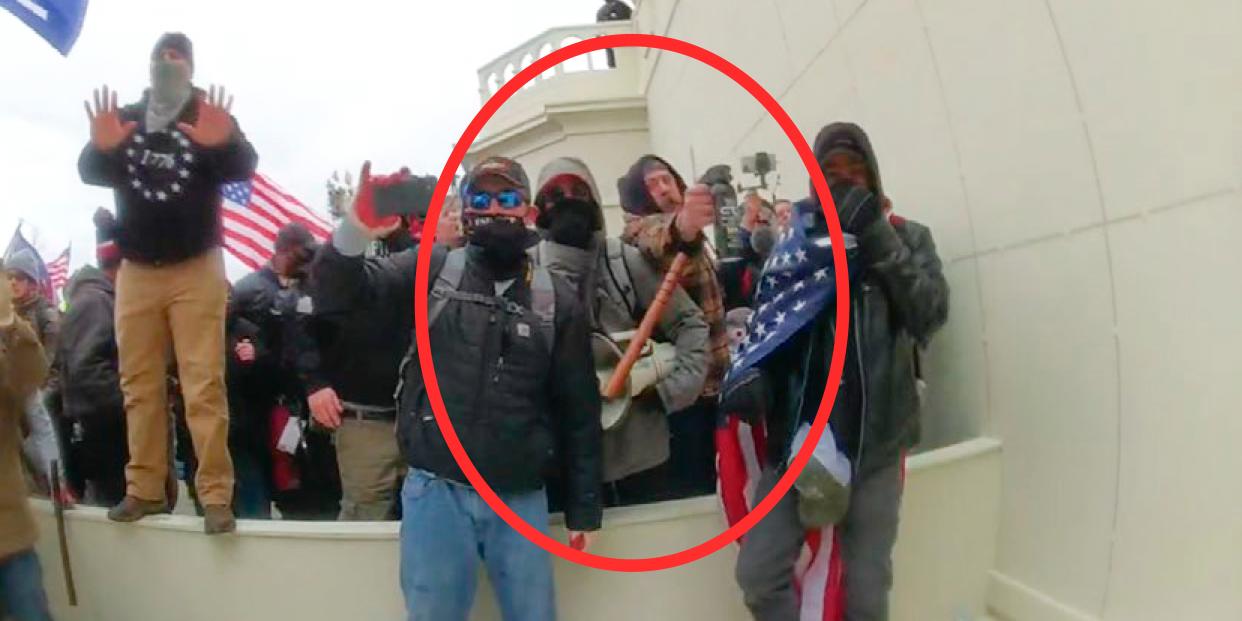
[{"x1": 462, "y1": 156, "x2": 530, "y2": 199}]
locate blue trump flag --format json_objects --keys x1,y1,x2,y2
[{"x1": 1, "y1": 0, "x2": 88, "y2": 56}]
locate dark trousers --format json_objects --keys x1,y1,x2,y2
[{"x1": 78, "y1": 413, "x2": 129, "y2": 507}]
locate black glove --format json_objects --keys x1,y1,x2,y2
[
  {"x1": 719, "y1": 368, "x2": 773, "y2": 426},
  {"x1": 831, "y1": 182, "x2": 880, "y2": 235}
]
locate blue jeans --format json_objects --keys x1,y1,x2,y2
[
  {"x1": 0, "y1": 549, "x2": 53, "y2": 621},
  {"x1": 399, "y1": 469, "x2": 556, "y2": 621},
  {"x1": 232, "y1": 448, "x2": 272, "y2": 519}
]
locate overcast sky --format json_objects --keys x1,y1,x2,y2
[{"x1": 0, "y1": 0, "x2": 595, "y2": 279}]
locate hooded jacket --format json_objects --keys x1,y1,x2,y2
[
  {"x1": 78, "y1": 88, "x2": 258, "y2": 265},
  {"x1": 765, "y1": 123, "x2": 949, "y2": 475},
  {"x1": 619, "y1": 155, "x2": 729, "y2": 397},
  {"x1": 8, "y1": 249, "x2": 59, "y2": 364},
  {"x1": 53, "y1": 266, "x2": 123, "y2": 423},
  {"x1": 534, "y1": 157, "x2": 710, "y2": 481}
]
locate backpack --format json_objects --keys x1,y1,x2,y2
[
  {"x1": 600, "y1": 238, "x2": 644, "y2": 321},
  {"x1": 428, "y1": 248, "x2": 555, "y2": 347},
  {"x1": 394, "y1": 248, "x2": 558, "y2": 405}
]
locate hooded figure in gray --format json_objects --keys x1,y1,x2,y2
[{"x1": 532, "y1": 157, "x2": 710, "y2": 486}]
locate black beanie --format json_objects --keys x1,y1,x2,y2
[{"x1": 152, "y1": 32, "x2": 193, "y2": 71}]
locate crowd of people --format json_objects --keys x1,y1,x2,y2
[{"x1": 1, "y1": 28, "x2": 949, "y2": 621}]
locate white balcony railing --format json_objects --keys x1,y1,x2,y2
[{"x1": 476, "y1": 21, "x2": 634, "y2": 103}]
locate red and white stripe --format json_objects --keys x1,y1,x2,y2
[
  {"x1": 47, "y1": 247, "x2": 70, "y2": 294},
  {"x1": 222, "y1": 173, "x2": 331, "y2": 271},
  {"x1": 716, "y1": 414, "x2": 846, "y2": 620}
]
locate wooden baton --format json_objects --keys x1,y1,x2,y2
[{"x1": 603, "y1": 251, "x2": 690, "y2": 400}]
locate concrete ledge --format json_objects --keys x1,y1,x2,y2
[
  {"x1": 988, "y1": 571, "x2": 1101, "y2": 621},
  {"x1": 33, "y1": 437, "x2": 1001, "y2": 621}
]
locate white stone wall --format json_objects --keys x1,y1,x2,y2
[
  {"x1": 35, "y1": 440, "x2": 1001, "y2": 621},
  {"x1": 637, "y1": 0, "x2": 1242, "y2": 619}
]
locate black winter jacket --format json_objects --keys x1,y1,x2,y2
[
  {"x1": 762, "y1": 123, "x2": 950, "y2": 476},
  {"x1": 302, "y1": 245, "x2": 408, "y2": 408},
  {"x1": 313, "y1": 237, "x2": 603, "y2": 531},
  {"x1": 228, "y1": 267, "x2": 321, "y2": 417},
  {"x1": 52, "y1": 267, "x2": 122, "y2": 423}
]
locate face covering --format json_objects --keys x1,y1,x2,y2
[
  {"x1": 543, "y1": 199, "x2": 597, "y2": 249},
  {"x1": 147, "y1": 60, "x2": 192, "y2": 132},
  {"x1": 467, "y1": 216, "x2": 531, "y2": 271}
]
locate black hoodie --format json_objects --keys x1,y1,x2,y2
[
  {"x1": 761, "y1": 122, "x2": 951, "y2": 474},
  {"x1": 811, "y1": 121, "x2": 885, "y2": 200},
  {"x1": 78, "y1": 89, "x2": 258, "y2": 265}
]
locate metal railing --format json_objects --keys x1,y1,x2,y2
[{"x1": 476, "y1": 21, "x2": 634, "y2": 102}]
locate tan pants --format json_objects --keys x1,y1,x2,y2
[
  {"x1": 116, "y1": 250, "x2": 233, "y2": 506},
  {"x1": 335, "y1": 417, "x2": 404, "y2": 520}
]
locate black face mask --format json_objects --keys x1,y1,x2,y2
[
  {"x1": 467, "y1": 216, "x2": 530, "y2": 270},
  {"x1": 541, "y1": 199, "x2": 597, "y2": 249}
]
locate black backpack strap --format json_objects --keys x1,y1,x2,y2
[
  {"x1": 529, "y1": 265, "x2": 556, "y2": 349},
  {"x1": 428, "y1": 248, "x2": 467, "y2": 328},
  {"x1": 394, "y1": 247, "x2": 453, "y2": 406},
  {"x1": 603, "y1": 238, "x2": 643, "y2": 320}
]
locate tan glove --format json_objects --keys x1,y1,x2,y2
[{"x1": 0, "y1": 272, "x2": 14, "y2": 328}]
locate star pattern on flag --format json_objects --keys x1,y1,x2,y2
[{"x1": 723, "y1": 208, "x2": 862, "y2": 390}]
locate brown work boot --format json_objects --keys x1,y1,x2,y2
[
  {"x1": 203, "y1": 505, "x2": 236, "y2": 535},
  {"x1": 107, "y1": 496, "x2": 169, "y2": 522}
]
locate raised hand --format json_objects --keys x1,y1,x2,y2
[
  {"x1": 83, "y1": 85, "x2": 137, "y2": 152},
  {"x1": 675, "y1": 184, "x2": 716, "y2": 242},
  {"x1": 348, "y1": 160, "x2": 404, "y2": 239},
  {"x1": 177, "y1": 85, "x2": 236, "y2": 148}
]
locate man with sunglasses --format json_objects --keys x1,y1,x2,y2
[
  {"x1": 313, "y1": 156, "x2": 601, "y2": 621},
  {"x1": 532, "y1": 157, "x2": 710, "y2": 506}
]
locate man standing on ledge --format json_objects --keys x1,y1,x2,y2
[{"x1": 78, "y1": 32, "x2": 258, "y2": 534}]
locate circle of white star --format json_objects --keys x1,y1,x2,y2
[{"x1": 123, "y1": 131, "x2": 194, "y2": 201}]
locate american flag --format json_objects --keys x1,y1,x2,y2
[
  {"x1": 717, "y1": 416, "x2": 847, "y2": 620},
  {"x1": 717, "y1": 199, "x2": 866, "y2": 621},
  {"x1": 722, "y1": 203, "x2": 860, "y2": 391},
  {"x1": 47, "y1": 247, "x2": 70, "y2": 295},
  {"x1": 220, "y1": 173, "x2": 331, "y2": 271}
]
